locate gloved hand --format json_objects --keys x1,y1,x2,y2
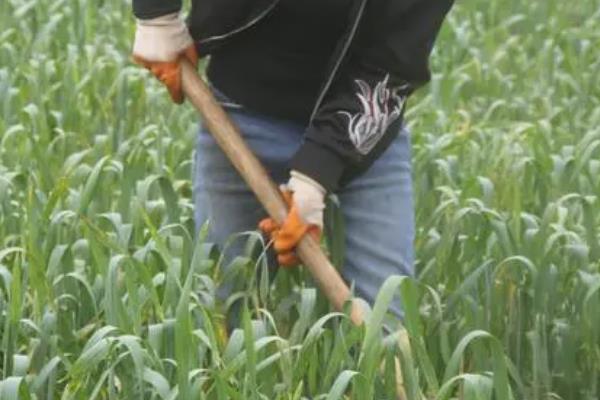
[
  {"x1": 132, "y1": 12, "x2": 198, "y2": 104},
  {"x1": 259, "y1": 171, "x2": 326, "y2": 267}
]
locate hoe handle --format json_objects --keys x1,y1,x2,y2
[{"x1": 180, "y1": 60, "x2": 363, "y2": 326}]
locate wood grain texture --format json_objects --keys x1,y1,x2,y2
[{"x1": 180, "y1": 60, "x2": 363, "y2": 326}]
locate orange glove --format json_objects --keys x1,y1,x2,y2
[
  {"x1": 259, "y1": 172, "x2": 326, "y2": 267},
  {"x1": 132, "y1": 13, "x2": 198, "y2": 104}
]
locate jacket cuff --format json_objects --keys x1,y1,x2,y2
[
  {"x1": 290, "y1": 140, "x2": 345, "y2": 192},
  {"x1": 133, "y1": 1, "x2": 181, "y2": 20}
]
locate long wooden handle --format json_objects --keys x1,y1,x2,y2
[{"x1": 180, "y1": 60, "x2": 363, "y2": 326}]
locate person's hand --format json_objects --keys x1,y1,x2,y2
[
  {"x1": 259, "y1": 171, "x2": 326, "y2": 267},
  {"x1": 132, "y1": 13, "x2": 198, "y2": 104}
]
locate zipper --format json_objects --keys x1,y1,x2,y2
[
  {"x1": 309, "y1": 0, "x2": 368, "y2": 122},
  {"x1": 198, "y1": 0, "x2": 281, "y2": 46}
]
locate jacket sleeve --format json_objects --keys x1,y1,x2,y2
[
  {"x1": 133, "y1": 0, "x2": 182, "y2": 19},
  {"x1": 290, "y1": 0, "x2": 454, "y2": 192}
]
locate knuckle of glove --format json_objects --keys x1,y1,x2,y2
[
  {"x1": 258, "y1": 218, "x2": 278, "y2": 235},
  {"x1": 273, "y1": 209, "x2": 307, "y2": 252}
]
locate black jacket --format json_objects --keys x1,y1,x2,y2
[{"x1": 133, "y1": 0, "x2": 454, "y2": 191}]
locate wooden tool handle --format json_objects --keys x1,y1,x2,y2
[{"x1": 180, "y1": 60, "x2": 363, "y2": 326}]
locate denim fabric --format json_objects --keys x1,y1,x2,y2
[{"x1": 193, "y1": 105, "x2": 414, "y2": 319}]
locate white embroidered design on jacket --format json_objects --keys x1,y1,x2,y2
[{"x1": 340, "y1": 75, "x2": 408, "y2": 155}]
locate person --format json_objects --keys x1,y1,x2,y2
[{"x1": 131, "y1": 0, "x2": 454, "y2": 320}]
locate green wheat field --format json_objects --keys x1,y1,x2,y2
[{"x1": 1, "y1": 0, "x2": 599, "y2": 398}]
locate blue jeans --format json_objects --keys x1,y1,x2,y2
[{"x1": 193, "y1": 106, "x2": 415, "y2": 318}]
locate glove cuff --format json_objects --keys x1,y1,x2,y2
[
  {"x1": 289, "y1": 170, "x2": 326, "y2": 196},
  {"x1": 288, "y1": 171, "x2": 325, "y2": 228},
  {"x1": 133, "y1": 12, "x2": 194, "y2": 63}
]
